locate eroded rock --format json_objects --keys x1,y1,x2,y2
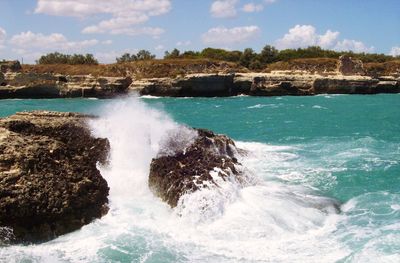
[
  {"x1": 149, "y1": 128, "x2": 243, "y2": 207},
  {"x1": 338, "y1": 55, "x2": 365, "y2": 76},
  {"x1": 0, "y1": 111, "x2": 110, "y2": 243},
  {"x1": 0, "y1": 73, "x2": 132, "y2": 99}
]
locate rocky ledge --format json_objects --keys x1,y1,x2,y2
[
  {"x1": 0, "y1": 72, "x2": 132, "y2": 99},
  {"x1": 149, "y1": 128, "x2": 243, "y2": 207},
  {"x1": 0, "y1": 111, "x2": 110, "y2": 243},
  {"x1": 130, "y1": 73, "x2": 400, "y2": 97}
]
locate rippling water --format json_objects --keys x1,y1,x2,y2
[{"x1": 0, "y1": 94, "x2": 399, "y2": 262}]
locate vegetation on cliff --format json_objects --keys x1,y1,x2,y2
[
  {"x1": 10, "y1": 45, "x2": 399, "y2": 78},
  {"x1": 37, "y1": 52, "x2": 98, "y2": 65}
]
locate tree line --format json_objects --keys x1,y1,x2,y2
[
  {"x1": 36, "y1": 46, "x2": 398, "y2": 69},
  {"x1": 37, "y1": 52, "x2": 99, "y2": 65}
]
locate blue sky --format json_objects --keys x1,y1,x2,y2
[{"x1": 0, "y1": 0, "x2": 399, "y2": 63}]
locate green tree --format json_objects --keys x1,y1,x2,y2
[
  {"x1": 239, "y1": 48, "x2": 257, "y2": 68},
  {"x1": 116, "y1": 53, "x2": 137, "y2": 63},
  {"x1": 259, "y1": 45, "x2": 279, "y2": 64},
  {"x1": 164, "y1": 48, "x2": 181, "y2": 59},
  {"x1": 37, "y1": 52, "x2": 98, "y2": 65},
  {"x1": 136, "y1": 50, "x2": 156, "y2": 60}
]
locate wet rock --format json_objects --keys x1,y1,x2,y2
[
  {"x1": 0, "y1": 111, "x2": 110, "y2": 243},
  {"x1": 149, "y1": 128, "x2": 243, "y2": 207}
]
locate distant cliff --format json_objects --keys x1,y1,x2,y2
[{"x1": 0, "y1": 57, "x2": 399, "y2": 99}]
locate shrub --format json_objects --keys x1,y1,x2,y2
[
  {"x1": 116, "y1": 50, "x2": 156, "y2": 63},
  {"x1": 37, "y1": 52, "x2": 98, "y2": 65}
]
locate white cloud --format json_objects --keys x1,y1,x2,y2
[
  {"x1": 0, "y1": 27, "x2": 6, "y2": 50},
  {"x1": 210, "y1": 0, "x2": 238, "y2": 18},
  {"x1": 390, "y1": 46, "x2": 400, "y2": 57},
  {"x1": 276, "y1": 24, "x2": 373, "y2": 53},
  {"x1": 242, "y1": 3, "x2": 264, "y2": 13},
  {"x1": 176, "y1": 40, "x2": 191, "y2": 47},
  {"x1": 0, "y1": 27, "x2": 6, "y2": 42},
  {"x1": 276, "y1": 25, "x2": 339, "y2": 49},
  {"x1": 242, "y1": 0, "x2": 276, "y2": 13},
  {"x1": 35, "y1": 0, "x2": 171, "y2": 17},
  {"x1": 318, "y1": 30, "x2": 340, "y2": 48},
  {"x1": 81, "y1": 15, "x2": 149, "y2": 34},
  {"x1": 155, "y1": 44, "x2": 164, "y2": 51},
  {"x1": 335, "y1": 39, "x2": 374, "y2": 53},
  {"x1": 202, "y1": 25, "x2": 260, "y2": 46},
  {"x1": 102, "y1": 40, "x2": 113, "y2": 45},
  {"x1": 34, "y1": 0, "x2": 171, "y2": 36},
  {"x1": 108, "y1": 27, "x2": 164, "y2": 38},
  {"x1": 10, "y1": 31, "x2": 98, "y2": 51}
]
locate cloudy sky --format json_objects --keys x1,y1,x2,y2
[{"x1": 0, "y1": 0, "x2": 399, "y2": 63}]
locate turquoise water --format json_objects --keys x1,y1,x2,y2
[{"x1": 0, "y1": 94, "x2": 399, "y2": 262}]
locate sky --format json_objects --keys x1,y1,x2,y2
[{"x1": 0, "y1": 0, "x2": 399, "y2": 63}]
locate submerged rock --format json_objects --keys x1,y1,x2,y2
[
  {"x1": 0, "y1": 111, "x2": 110, "y2": 243},
  {"x1": 149, "y1": 128, "x2": 243, "y2": 207}
]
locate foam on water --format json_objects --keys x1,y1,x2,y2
[{"x1": 1, "y1": 96, "x2": 399, "y2": 262}]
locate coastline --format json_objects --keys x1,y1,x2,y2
[{"x1": 0, "y1": 71, "x2": 399, "y2": 99}]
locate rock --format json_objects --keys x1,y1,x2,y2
[
  {"x1": 0, "y1": 61, "x2": 22, "y2": 73},
  {"x1": 373, "y1": 80, "x2": 400, "y2": 93},
  {"x1": 313, "y1": 76, "x2": 380, "y2": 94},
  {"x1": 136, "y1": 74, "x2": 234, "y2": 97},
  {"x1": 175, "y1": 74, "x2": 234, "y2": 97},
  {"x1": 0, "y1": 72, "x2": 5, "y2": 86},
  {"x1": 149, "y1": 128, "x2": 242, "y2": 207},
  {"x1": 0, "y1": 73, "x2": 132, "y2": 99},
  {"x1": 249, "y1": 74, "x2": 313, "y2": 96},
  {"x1": 338, "y1": 55, "x2": 365, "y2": 76},
  {"x1": 0, "y1": 111, "x2": 110, "y2": 243}
]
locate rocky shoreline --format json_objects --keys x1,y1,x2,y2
[
  {"x1": 0, "y1": 111, "x2": 110, "y2": 243},
  {"x1": 0, "y1": 111, "x2": 343, "y2": 244},
  {"x1": 1, "y1": 71, "x2": 398, "y2": 99},
  {"x1": 0, "y1": 57, "x2": 399, "y2": 99}
]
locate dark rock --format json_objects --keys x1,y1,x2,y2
[
  {"x1": 0, "y1": 73, "x2": 132, "y2": 99},
  {"x1": 249, "y1": 76, "x2": 312, "y2": 96},
  {"x1": 313, "y1": 77, "x2": 380, "y2": 94},
  {"x1": 0, "y1": 111, "x2": 110, "y2": 243},
  {"x1": 138, "y1": 74, "x2": 235, "y2": 97},
  {"x1": 149, "y1": 128, "x2": 242, "y2": 207}
]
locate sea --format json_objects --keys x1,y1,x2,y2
[{"x1": 0, "y1": 94, "x2": 399, "y2": 263}]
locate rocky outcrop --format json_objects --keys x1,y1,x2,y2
[
  {"x1": 1, "y1": 69, "x2": 399, "y2": 99},
  {"x1": 0, "y1": 111, "x2": 110, "y2": 243},
  {"x1": 248, "y1": 74, "x2": 314, "y2": 96},
  {"x1": 134, "y1": 74, "x2": 235, "y2": 97},
  {"x1": 338, "y1": 55, "x2": 365, "y2": 76},
  {"x1": 0, "y1": 73, "x2": 132, "y2": 99},
  {"x1": 149, "y1": 128, "x2": 242, "y2": 207},
  {"x1": 0, "y1": 72, "x2": 5, "y2": 86},
  {"x1": 131, "y1": 72, "x2": 400, "y2": 97}
]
